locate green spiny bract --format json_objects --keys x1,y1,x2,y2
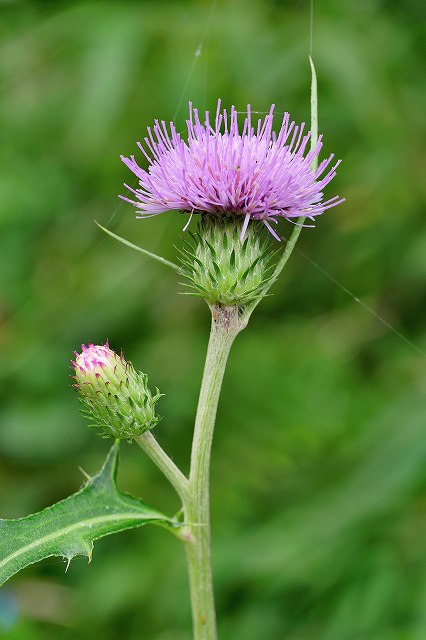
[
  {"x1": 179, "y1": 215, "x2": 276, "y2": 306},
  {"x1": 73, "y1": 343, "x2": 162, "y2": 441}
]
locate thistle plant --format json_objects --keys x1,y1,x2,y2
[{"x1": 0, "y1": 60, "x2": 343, "y2": 639}]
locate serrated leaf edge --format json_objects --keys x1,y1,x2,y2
[{"x1": 0, "y1": 443, "x2": 173, "y2": 585}]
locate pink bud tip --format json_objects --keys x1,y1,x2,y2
[{"x1": 72, "y1": 342, "x2": 116, "y2": 375}]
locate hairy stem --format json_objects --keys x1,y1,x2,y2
[
  {"x1": 136, "y1": 431, "x2": 190, "y2": 504},
  {"x1": 184, "y1": 305, "x2": 244, "y2": 640}
]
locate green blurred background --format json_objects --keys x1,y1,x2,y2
[{"x1": 1, "y1": 0, "x2": 425, "y2": 638}]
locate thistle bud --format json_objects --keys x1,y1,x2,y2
[
  {"x1": 72, "y1": 342, "x2": 161, "y2": 440},
  {"x1": 179, "y1": 215, "x2": 275, "y2": 307}
]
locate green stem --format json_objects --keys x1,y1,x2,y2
[
  {"x1": 135, "y1": 431, "x2": 190, "y2": 505},
  {"x1": 184, "y1": 304, "x2": 244, "y2": 640}
]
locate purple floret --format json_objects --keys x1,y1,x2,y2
[{"x1": 120, "y1": 100, "x2": 343, "y2": 240}]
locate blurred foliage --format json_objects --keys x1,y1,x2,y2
[{"x1": 0, "y1": 0, "x2": 425, "y2": 638}]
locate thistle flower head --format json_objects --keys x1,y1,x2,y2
[
  {"x1": 72, "y1": 342, "x2": 161, "y2": 440},
  {"x1": 120, "y1": 100, "x2": 343, "y2": 240}
]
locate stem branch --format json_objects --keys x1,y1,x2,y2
[{"x1": 136, "y1": 431, "x2": 190, "y2": 504}]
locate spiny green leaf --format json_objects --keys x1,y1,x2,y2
[{"x1": 0, "y1": 443, "x2": 175, "y2": 587}]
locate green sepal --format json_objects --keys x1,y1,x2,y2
[
  {"x1": 0, "y1": 443, "x2": 175, "y2": 587},
  {"x1": 179, "y1": 215, "x2": 276, "y2": 307}
]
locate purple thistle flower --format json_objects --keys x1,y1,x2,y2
[
  {"x1": 120, "y1": 100, "x2": 343, "y2": 241},
  {"x1": 72, "y1": 342, "x2": 117, "y2": 379}
]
